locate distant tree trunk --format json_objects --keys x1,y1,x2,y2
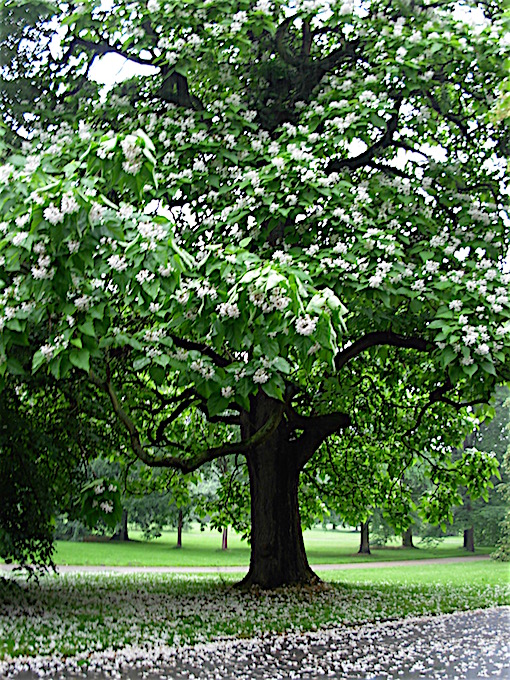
[
  {"x1": 222, "y1": 527, "x2": 228, "y2": 550},
  {"x1": 402, "y1": 527, "x2": 415, "y2": 548},
  {"x1": 176, "y1": 508, "x2": 183, "y2": 548},
  {"x1": 358, "y1": 520, "x2": 371, "y2": 554},
  {"x1": 464, "y1": 526, "x2": 475, "y2": 552},
  {"x1": 111, "y1": 509, "x2": 129, "y2": 541},
  {"x1": 463, "y1": 495, "x2": 474, "y2": 552}
]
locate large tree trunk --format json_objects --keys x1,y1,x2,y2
[
  {"x1": 240, "y1": 443, "x2": 316, "y2": 588},
  {"x1": 402, "y1": 527, "x2": 415, "y2": 548},
  {"x1": 238, "y1": 392, "x2": 349, "y2": 589},
  {"x1": 358, "y1": 521, "x2": 371, "y2": 554},
  {"x1": 221, "y1": 527, "x2": 228, "y2": 551}
]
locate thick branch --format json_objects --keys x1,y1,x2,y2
[
  {"x1": 168, "y1": 334, "x2": 231, "y2": 367},
  {"x1": 330, "y1": 99, "x2": 402, "y2": 172},
  {"x1": 425, "y1": 91, "x2": 470, "y2": 137},
  {"x1": 287, "y1": 407, "x2": 351, "y2": 468},
  {"x1": 335, "y1": 331, "x2": 431, "y2": 372},
  {"x1": 89, "y1": 370, "x2": 282, "y2": 473},
  {"x1": 63, "y1": 36, "x2": 156, "y2": 69}
]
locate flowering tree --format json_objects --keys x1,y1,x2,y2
[{"x1": 1, "y1": 0, "x2": 509, "y2": 587}]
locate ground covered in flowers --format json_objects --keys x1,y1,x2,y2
[{"x1": 0, "y1": 570, "x2": 508, "y2": 677}]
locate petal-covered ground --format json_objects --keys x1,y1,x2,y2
[
  {"x1": 0, "y1": 572, "x2": 508, "y2": 678},
  {"x1": 2, "y1": 608, "x2": 508, "y2": 679}
]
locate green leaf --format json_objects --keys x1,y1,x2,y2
[
  {"x1": 149, "y1": 365, "x2": 166, "y2": 386},
  {"x1": 6, "y1": 357, "x2": 25, "y2": 376},
  {"x1": 462, "y1": 364, "x2": 478, "y2": 377},
  {"x1": 261, "y1": 378, "x2": 283, "y2": 400},
  {"x1": 133, "y1": 357, "x2": 151, "y2": 371},
  {"x1": 32, "y1": 351, "x2": 46, "y2": 373},
  {"x1": 206, "y1": 392, "x2": 230, "y2": 418},
  {"x1": 440, "y1": 347, "x2": 457, "y2": 368},
  {"x1": 69, "y1": 349, "x2": 90, "y2": 372},
  {"x1": 78, "y1": 320, "x2": 95, "y2": 337},
  {"x1": 481, "y1": 361, "x2": 497, "y2": 376}
]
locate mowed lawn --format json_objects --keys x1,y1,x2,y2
[{"x1": 52, "y1": 528, "x2": 495, "y2": 567}]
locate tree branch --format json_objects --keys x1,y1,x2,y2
[
  {"x1": 89, "y1": 370, "x2": 281, "y2": 473},
  {"x1": 168, "y1": 333, "x2": 231, "y2": 367},
  {"x1": 425, "y1": 91, "x2": 470, "y2": 138},
  {"x1": 63, "y1": 36, "x2": 156, "y2": 69},
  {"x1": 286, "y1": 407, "x2": 351, "y2": 468},
  {"x1": 329, "y1": 98, "x2": 403, "y2": 172},
  {"x1": 335, "y1": 331, "x2": 431, "y2": 372}
]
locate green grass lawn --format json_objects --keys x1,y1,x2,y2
[
  {"x1": 52, "y1": 527, "x2": 495, "y2": 566},
  {"x1": 320, "y1": 560, "x2": 510, "y2": 587}
]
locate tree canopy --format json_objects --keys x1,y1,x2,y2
[{"x1": 0, "y1": 0, "x2": 509, "y2": 586}]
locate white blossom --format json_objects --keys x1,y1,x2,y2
[
  {"x1": 253, "y1": 367, "x2": 269, "y2": 384},
  {"x1": 44, "y1": 204, "x2": 64, "y2": 225},
  {"x1": 108, "y1": 254, "x2": 128, "y2": 272},
  {"x1": 295, "y1": 315, "x2": 318, "y2": 336}
]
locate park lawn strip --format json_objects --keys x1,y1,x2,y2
[
  {"x1": 0, "y1": 563, "x2": 508, "y2": 667},
  {"x1": 51, "y1": 528, "x2": 494, "y2": 567},
  {"x1": 320, "y1": 561, "x2": 510, "y2": 588}
]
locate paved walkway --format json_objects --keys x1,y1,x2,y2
[
  {"x1": 0, "y1": 554, "x2": 491, "y2": 575},
  {"x1": 3, "y1": 607, "x2": 509, "y2": 678}
]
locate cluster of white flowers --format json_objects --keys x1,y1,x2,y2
[
  {"x1": 39, "y1": 333, "x2": 68, "y2": 362},
  {"x1": 99, "y1": 500, "x2": 114, "y2": 514},
  {"x1": 248, "y1": 285, "x2": 291, "y2": 314},
  {"x1": 89, "y1": 202, "x2": 106, "y2": 225},
  {"x1": 120, "y1": 134, "x2": 143, "y2": 175},
  {"x1": 138, "y1": 221, "x2": 168, "y2": 251},
  {"x1": 74, "y1": 294, "x2": 93, "y2": 311},
  {"x1": 136, "y1": 269, "x2": 155, "y2": 285},
  {"x1": 67, "y1": 240, "x2": 80, "y2": 254},
  {"x1": 61, "y1": 192, "x2": 80, "y2": 215},
  {"x1": 32, "y1": 249, "x2": 55, "y2": 280},
  {"x1": 253, "y1": 367, "x2": 269, "y2": 384},
  {"x1": 217, "y1": 301, "x2": 240, "y2": 318},
  {"x1": 108, "y1": 254, "x2": 128, "y2": 272},
  {"x1": 368, "y1": 261, "x2": 392, "y2": 289},
  {"x1": 272, "y1": 250, "x2": 293, "y2": 266},
  {"x1": 0, "y1": 164, "x2": 14, "y2": 183},
  {"x1": 118, "y1": 204, "x2": 135, "y2": 221},
  {"x1": 221, "y1": 385, "x2": 235, "y2": 398},
  {"x1": 11, "y1": 231, "x2": 29, "y2": 247},
  {"x1": 190, "y1": 358, "x2": 215, "y2": 380},
  {"x1": 295, "y1": 314, "x2": 318, "y2": 336},
  {"x1": 40, "y1": 344, "x2": 55, "y2": 361},
  {"x1": 43, "y1": 204, "x2": 64, "y2": 225},
  {"x1": 144, "y1": 328, "x2": 165, "y2": 343}
]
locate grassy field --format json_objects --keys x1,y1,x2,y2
[
  {"x1": 53, "y1": 527, "x2": 494, "y2": 566},
  {"x1": 0, "y1": 561, "x2": 508, "y2": 673}
]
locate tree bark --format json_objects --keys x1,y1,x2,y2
[
  {"x1": 402, "y1": 527, "x2": 415, "y2": 548},
  {"x1": 111, "y1": 509, "x2": 129, "y2": 541},
  {"x1": 222, "y1": 527, "x2": 228, "y2": 551},
  {"x1": 358, "y1": 521, "x2": 371, "y2": 554},
  {"x1": 176, "y1": 508, "x2": 183, "y2": 549},
  {"x1": 236, "y1": 392, "x2": 349, "y2": 588},
  {"x1": 240, "y1": 442, "x2": 316, "y2": 588},
  {"x1": 464, "y1": 526, "x2": 475, "y2": 552}
]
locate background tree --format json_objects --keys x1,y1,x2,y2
[{"x1": 0, "y1": 0, "x2": 509, "y2": 587}]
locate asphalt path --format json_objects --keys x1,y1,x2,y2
[
  {"x1": 0, "y1": 554, "x2": 491, "y2": 575},
  {"x1": 3, "y1": 607, "x2": 509, "y2": 679}
]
